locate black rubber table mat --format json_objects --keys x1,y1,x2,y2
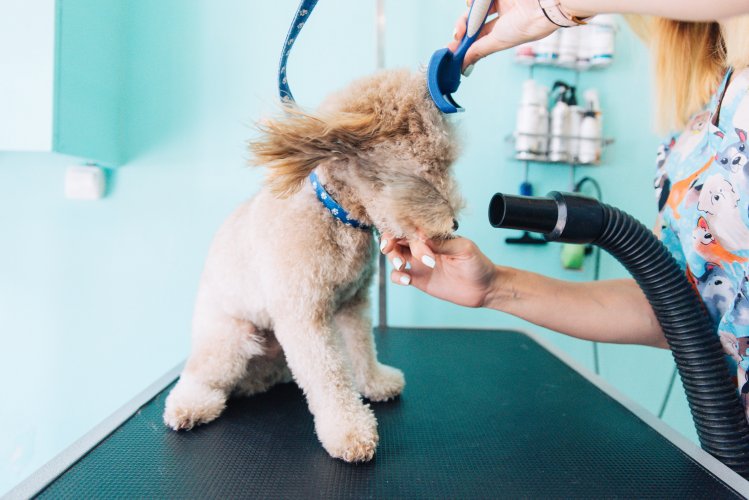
[{"x1": 38, "y1": 328, "x2": 742, "y2": 498}]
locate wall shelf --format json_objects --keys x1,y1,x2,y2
[
  {"x1": 514, "y1": 58, "x2": 613, "y2": 71},
  {"x1": 505, "y1": 132, "x2": 614, "y2": 167}
]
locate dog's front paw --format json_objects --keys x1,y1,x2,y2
[
  {"x1": 163, "y1": 378, "x2": 226, "y2": 431},
  {"x1": 316, "y1": 405, "x2": 379, "y2": 463},
  {"x1": 359, "y1": 364, "x2": 405, "y2": 402}
]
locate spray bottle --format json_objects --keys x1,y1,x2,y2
[
  {"x1": 548, "y1": 81, "x2": 570, "y2": 163},
  {"x1": 567, "y1": 86, "x2": 582, "y2": 164}
]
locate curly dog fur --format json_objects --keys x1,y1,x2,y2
[{"x1": 163, "y1": 69, "x2": 462, "y2": 462}]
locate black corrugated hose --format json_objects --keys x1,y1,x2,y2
[{"x1": 489, "y1": 191, "x2": 749, "y2": 478}]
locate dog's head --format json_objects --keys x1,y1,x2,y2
[
  {"x1": 250, "y1": 69, "x2": 462, "y2": 239},
  {"x1": 697, "y1": 174, "x2": 739, "y2": 215},
  {"x1": 716, "y1": 128, "x2": 748, "y2": 174},
  {"x1": 692, "y1": 216, "x2": 714, "y2": 245}
]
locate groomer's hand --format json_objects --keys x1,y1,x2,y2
[
  {"x1": 379, "y1": 234, "x2": 498, "y2": 308},
  {"x1": 448, "y1": 0, "x2": 578, "y2": 70}
]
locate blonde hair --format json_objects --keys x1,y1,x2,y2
[{"x1": 628, "y1": 14, "x2": 749, "y2": 132}]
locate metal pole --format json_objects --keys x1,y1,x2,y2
[{"x1": 376, "y1": 0, "x2": 388, "y2": 329}]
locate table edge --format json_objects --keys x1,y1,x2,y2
[{"x1": 4, "y1": 362, "x2": 185, "y2": 500}]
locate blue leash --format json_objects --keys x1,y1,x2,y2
[
  {"x1": 278, "y1": 0, "x2": 371, "y2": 231},
  {"x1": 278, "y1": 0, "x2": 319, "y2": 103}
]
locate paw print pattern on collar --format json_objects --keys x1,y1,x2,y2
[{"x1": 309, "y1": 171, "x2": 370, "y2": 231}]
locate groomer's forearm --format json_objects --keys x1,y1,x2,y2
[
  {"x1": 484, "y1": 266, "x2": 668, "y2": 348},
  {"x1": 561, "y1": 0, "x2": 749, "y2": 21}
]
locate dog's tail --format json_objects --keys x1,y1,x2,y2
[{"x1": 249, "y1": 105, "x2": 380, "y2": 198}]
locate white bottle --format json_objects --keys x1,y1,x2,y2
[
  {"x1": 515, "y1": 80, "x2": 542, "y2": 160},
  {"x1": 535, "y1": 85, "x2": 550, "y2": 158},
  {"x1": 585, "y1": 88, "x2": 602, "y2": 136},
  {"x1": 557, "y1": 27, "x2": 580, "y2": 68},
  {"x1": 578, "y1": 89, "x2": 602, "y2": 164},
  {"x1": 578, "y1": 111, "x2": 600, "y2": 164},
  {"x1": 534, "y1": 31, "x2": 560, "y2": 65},
  {"x1": 567, "y1": 87, "x2": 583, "y2": 163},
  {"x1": 588, "y1": 15, "x2": 616, "y2": 67},
  {"x1": 548, "y1": 83, "x2": 570, "y2": 163}
]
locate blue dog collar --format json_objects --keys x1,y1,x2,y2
[{"x1": 309, "y1": 171, "x2": 370, "y2": 231}]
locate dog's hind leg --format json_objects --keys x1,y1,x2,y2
[
  {"x1": 234, "y1": 331, "x2": 292, "y2": 396},
  {"x1": 163, "y1": 299, "x2": 263, "y2": 431},
  {"x1": 335, "y1": 290, "x2": 405, "y2": 402},
  {"x1": 273, "y1": 312, "x2": 379, "y2": 462}
]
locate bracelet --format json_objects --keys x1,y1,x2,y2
[{"x1": 538, "y1": 0, "x2": 588, "y2": 28}]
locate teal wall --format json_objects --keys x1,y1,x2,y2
[
  {"x1": 0, "y1": 0, "x2": 695, "y2": 494},
  {"x1": 54, "y1": 0, "x2": 127, "y2": 165}
]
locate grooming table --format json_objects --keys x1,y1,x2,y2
[{"x1": 10, "y1": 328, "x2": 749, "y2": 498}]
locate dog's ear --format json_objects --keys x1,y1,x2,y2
[
  {"x1": 249, "y1": 106, "x2": 379, "y2": 197},
  {"x1": 736, "y1": 128, "x2": 747, "y2": 144}
]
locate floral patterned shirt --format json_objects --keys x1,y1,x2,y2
[{"x1": 655, "y1": 67, "x2": 749, "y2": 420}]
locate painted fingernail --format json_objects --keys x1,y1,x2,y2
[
  {"x1": 462, "y1": 64, "x2": 475, "y2": 77},
  {"x1": 421, "y1": 255, "x2": 436, "y2": 268},
  {"x1": 399, "y1": 275, "x2": 411, "y2": 286},
  {"x1": 379, "y1": 238, "x2": 388, "y2": 252},
  {"x1": 393, "y1": 257, "x2": 404, "y2": 271}
]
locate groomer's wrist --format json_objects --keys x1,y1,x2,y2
[
  {"x1": 482, "y1": 265, "x2": 518, "y2": 311},
  {"x1": 558, "y1": 0, "x2": 596, "y2": 20}
]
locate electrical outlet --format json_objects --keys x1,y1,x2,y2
[{"x1": 64, "y1": 165, "x2": 105, "y2": 200}]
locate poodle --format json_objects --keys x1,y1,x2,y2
[{"x1": 162, "y1": 69, "x2": 462, "y2": 462}]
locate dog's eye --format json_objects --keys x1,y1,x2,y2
[
  {"x1": 721, "y1": 157, "x2": 729, "y2": 164},
  {"x1": 715, "y1": 280, "x2": 723, "y2": 285},
  {"x1": 740, "y1": 144, "x2": 746, "y2": 152}
]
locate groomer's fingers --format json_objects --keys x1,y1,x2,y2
[
  {"x1": 379, "y1": 233, "x2": 412, "y2": 271},
  {"x1": 391, "y1": 270, "x2": 412, "y2": 286},
  {"x1": 463, "y1": 4, "x2": 556, "y2": 68},
  {"x1": 408, "y1": 236, "x2": 437, "y2": 269},
  {"x1": 448, "y1": 12, "x2": 468, "y2": 51},
  {"x1": 425, "y1": 236, "x2": 475, "y2": 256},
  {"x1": 385, "y1": 243, "x2": 413, "y2": 272},
  {"x1": 447, "y1": 1, "x2": 499, "y2": 52},
  {"x1": 379, "y1": 233, "x2": 396, "y2": 253},
  {"x1": 463, "y1": 25, "x2": 507, "y2": 67}
]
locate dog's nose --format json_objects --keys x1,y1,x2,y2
[{"x1": 452, "y1": 219, "x2": 459, "y2": 231}]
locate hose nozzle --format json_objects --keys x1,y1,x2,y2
[{"x1": 489, "y1": 191, "x2": 604, "y2": 244}]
